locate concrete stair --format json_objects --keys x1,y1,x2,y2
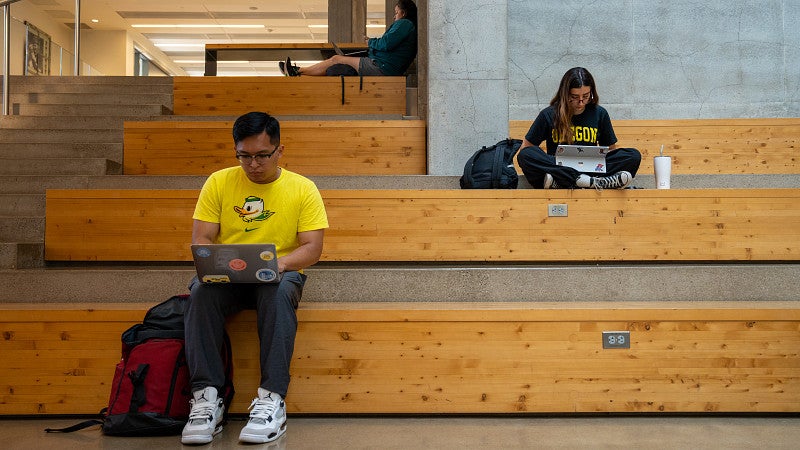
[
  {"x1": 1, "y1": 262, "x2": 798, "y2": 303},
  {"x1": 0, "y1": 75, "x2": 796, "y2": 307},
  {"x1": 12, "y1": 103, "x2": 171, "y2": 117},
  {"x1": 7, "y1": 75, "x2": 173, "y2": 110},
  {"x1": 0, "y1": 217, "x2": 43, "y2": 242},
  {"x1": 0, "y1": 143, "x2": 122, "y2": 159},
  {"x1": 0, "y1": 158, "x2": 121, "y2": 175},
  {"x1": 0, "y1": 194, "x2": 44, "y2": 215},
  {"x1": 0, "y1": 76, "x2": 175, "y2": 269},
  {"x1": 0, "y1": 173, "x2": 797, "y2": 194},
  {"x1": 0, "y1": 243, "x2": 43, "y2": 270}
]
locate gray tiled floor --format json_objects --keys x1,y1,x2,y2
[{"x1": 3, "y1": 415, "x2": 800, "y2": 449}]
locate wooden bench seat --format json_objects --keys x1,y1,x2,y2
[
  {"x1": 509, "y1": 118, "x2": 800, "y2": 175},
  {"x1": 203, "y1": 42, "x2": 369, "y2": 76},
  {"x1": 2, "y1": 301, "x2": 798, "y2": 415},
  {"x1": 172, "y1": 76, "x2": 407, "y2": 116},
  {"x1": 123, "y1": 119, "x2": 427, "y2": 176},
  {"x1": 44, "y1": 188, "x2": 800, "y2": 262}
]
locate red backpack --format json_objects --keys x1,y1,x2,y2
[{"x1": 46, "y1": 295, "x2": 234, "y2": 436}]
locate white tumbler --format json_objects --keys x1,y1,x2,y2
[{"x1": 653, "y1": 155, "x2": 672, "y2": 189}]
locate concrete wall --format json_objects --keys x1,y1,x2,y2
[
  {"x1": 427, "y1": 0, "x2": 800, "y2": 175},
  {"x1": 427, "y1": 0, "x2": 509, "y2": 175}
]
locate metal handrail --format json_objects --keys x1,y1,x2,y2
[{"x1": 0, "y1": 0, "x2": 25, "y2": 7}]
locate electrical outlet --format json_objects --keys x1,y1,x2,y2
[
  {"x1": 548, "y1": 203, "x2": 568, "y2": 217},
  {"x1": 602, "y1": 331, "x2": 631, "y2": 349}
]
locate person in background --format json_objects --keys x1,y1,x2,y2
[
  {"x1": 180, "y1": 112, "x2": 328, "y2": 445},
  {"x1": 280, "y1": 0, "x2": 417, "y2": 77},
  {"x1": 517, "y1": 67, "x2": 641, "y2": 189}
]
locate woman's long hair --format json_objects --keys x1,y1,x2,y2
[{"x1": 550, "y1": 67, "x2": 599, "y2": 144}]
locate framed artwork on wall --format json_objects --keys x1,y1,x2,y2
[{"x1": 24, "y1": 21, "x2": 50, "y2": 76}]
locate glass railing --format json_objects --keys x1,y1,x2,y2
[
  {"x1": 1, "y1": 14, "x2": 100, "y2": 76},
  {"x1": 1, "y1": 0, "x2": 104, "y2": 114}
]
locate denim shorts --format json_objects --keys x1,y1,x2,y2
[{"x1": 358, "y1": 57, "x2": 385, "y2": 76}]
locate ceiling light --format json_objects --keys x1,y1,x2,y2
[
  {"x1": 132, "y1": 24, "x2": 266, "y2": 29},
  {"x1": 153, "y1": 43, "x2": 206, "y2": 49},
  {"x1": 174, "y1": 60, "x2": 250, "y2": 64}
]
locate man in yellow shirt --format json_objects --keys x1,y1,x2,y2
[{"x1": 181, "y1": 112, "x2": 328, "y2": 445}]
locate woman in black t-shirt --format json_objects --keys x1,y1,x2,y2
[{"x1": 517, "y1": 67, "x2": 641, "y2": 189}]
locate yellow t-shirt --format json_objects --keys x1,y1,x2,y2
[{"x1": 193, "y1": 166, "x2": 329, "y2": 258}]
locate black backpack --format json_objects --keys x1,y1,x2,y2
[
  {"x1": 460, "y1": 138, "x2": 522, "y2": 189},
  {"x1": 46, "y1": 295, "x2": 234, "y2": 437}
]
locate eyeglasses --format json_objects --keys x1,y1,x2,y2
[
  {"x1": 235, "y1": 145, "x2": 279, "y2": 165},
  {"x1": 569, "y1": 93, "x2": 592, "y2": 104}
]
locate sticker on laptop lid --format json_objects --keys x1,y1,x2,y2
[
  {"x1": 229, "y1": 258, "x2": 247, "y2": 271},
  {"x1": 202, "y1": 275, "x2": 231, "y2": 283},
  {"x1": 255, "y1": 268, "x2": 278, "y2": 282}
]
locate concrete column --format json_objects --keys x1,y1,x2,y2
[
  {"x1": 328, "y1": 0, "x2": 367, "y2": 43},
  {"x1": 426, "y1": 0, "x2": 509, "y2": 176}
]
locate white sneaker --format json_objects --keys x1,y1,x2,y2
[
  {"x1": 543, "y1": 173, "x2": 563, "y2": 189},
  {"x1": 239, "y1": 388, "x2": 287, "y2": 444},
  {"x1": 591, "y1": 171, "x2": 632, "y2": 190},
  {"x1": 181, "y1": 387, "x2": 224, "y2": 445}
]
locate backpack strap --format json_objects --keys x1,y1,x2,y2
[
  {"x1": 44, "y1": 419, "x2": 104, "y2": 433},
  {"x1": 128, "y1": 364, "x2": 150, "y2": 413},
  {"x1": 340, "y1": 75, "x2": 346, "y2": 105},
  {"x1": 44, "y1": 407, "x2": 107, "y2": 433},
  {"x1": 491, "y1": 141, "x2": 505, "y2": 189}
]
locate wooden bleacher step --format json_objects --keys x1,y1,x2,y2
[
  {"x1": 172, "y1": 76, "x2": 407, "y2": 116},
  {"x1": 510, "y1": 118, "x2": 800, "y2": 175},
  {"x1": 44, "y1": 188, "x2": 800, "y2": 263},
  {"x1": 123, "y1": 119, "x2": 427, "y2": 176},
  {"x1": 2, "y1": 302, "x2": 798, "y2": 415}
]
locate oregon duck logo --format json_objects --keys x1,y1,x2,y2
[{"x1": 234, "y1": 196, "x2": 275, "y2": 223}]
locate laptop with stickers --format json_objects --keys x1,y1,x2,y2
[
  {"x1": 555, "y1": 144, "x2": 610, "y2": 173},
  {"x1": 191, "y1": 243, "x2": 281, "y2": 284}
]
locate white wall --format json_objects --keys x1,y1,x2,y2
[
  {"x1": 81, "y1": 30, "x2": 127, "y2": 75},
  {"x1": 1, "y1": 2, "x2": 185, "y2": 76}
]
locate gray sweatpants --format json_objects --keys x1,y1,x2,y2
[{"x1": 184, "y1": 271, "x2": 305, "y2": 398}]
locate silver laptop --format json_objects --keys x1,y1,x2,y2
[
  {"x1": 332, "y1": 42, "x2": 367, "y2": 56},
  {"x1": 191, "y1": 243, "x2": 281, "y2": 284},
  {"x1": 555, "y1": 144, "x2": 609, "y2": 173}
]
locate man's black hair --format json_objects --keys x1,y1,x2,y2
[{"x1": 232, "y1": 111, "x2": 280, "y2": 145}]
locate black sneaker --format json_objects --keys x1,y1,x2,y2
[
  {"x1": 285, "y1": 57, "x2": 300, "y2": 77},
  {"x1": 278, "y1": 61, "x2": 287, "y2": 76},
  {"x1": 591, "y1": 171, "x2": 632, "y2": 190}
]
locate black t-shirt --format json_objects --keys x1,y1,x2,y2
[{"x1": 525, "y1": 104, "x2": 618, "y2": 155}]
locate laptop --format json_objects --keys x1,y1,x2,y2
[
  {"x1": 191, "y1": 243, "x2": 281, "y2": 284},
  {"x1": 332, "y1": 42, "x2": 367, "y2": 57},
  {"x1": 555, "y1": 144, "x2": 609, "y2": 173}
]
